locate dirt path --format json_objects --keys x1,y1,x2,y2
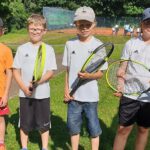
[{"x1": 9, "y1": 54, "x2": 65, "y2": 98}]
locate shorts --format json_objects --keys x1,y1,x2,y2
[
  {"x1": 19, "y1": 97, "x2": 50, "y2": 133},
  {"x1": 0, "y1": 97, "x2": 10, "y2": 115},
  {"x1": 119, "y1": 96, "x2": 150, "y2": 128},
  {"x1": 0, "y1": 105, "x2": 10, "y2": 115},
  {"x1": 67, "y1": 100, "x2": 102, "y2": 138}
]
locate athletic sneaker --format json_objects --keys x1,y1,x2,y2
[{"x1": 21, "y1": 148, "x2": 27, "y2": 150}]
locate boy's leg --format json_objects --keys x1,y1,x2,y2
[
  {"x1": 135, "y1": 102, "x2": 150, "y2": 150},
  {"x1": 91, "y1": 136, "x2": 99, "y2": 150},
  {"x1": 41, "y1": 130, "x2": 49, "y2": 150},
  {"x1": 20, "y1": 129, "x2": 28, "y2": 149},
  {"x1": 113, "y1": 125, "x2": 133, "y2": 150},
  {"x1": 35, "y1": 98, "x2": 50, "y2": 150},
  {"x1": 71, "y1": 134, "x2": 80, "y2": 150},
  {"x1": 113, "y1": 96, "x2": 140, "y2": 150},
  {"x1": 0, "y1": 116, "x2": 6, "y2": 149},
  {"x1": 135, "y1": 126, "x2": 149, "y2": 150},
  {"x1": 67, "y1": 101, "x2": 83, "y2": 150},
  {"x1": 0, "y1": 116, "x2": 5, "y2": 142},
  {"x1": 19, "y1": 97, "x2": 35, "y2": 149},
  {"x1": 84, "y1": 102, "x2": 101, "y2": 150}
]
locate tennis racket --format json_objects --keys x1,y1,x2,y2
[
  {"x1": 69, "y1": 42, "x2": 114, "y2": 96},
  {"x1": 29, "y1": 43, "x2": 46, "y2": 91},
  {"x1": 106, "y1": 59, "x2": 150, "y2": 97}
]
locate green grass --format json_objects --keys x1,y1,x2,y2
[{"x1": 1, "y1": 30, "x2": 150, "y2": 149}]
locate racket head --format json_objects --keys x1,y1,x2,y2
[
  {"x1": 69, "y1": 42, "x2": 114, "y2": 97},
  {"x1": 106, "y1": 59, "x2": 150, "y2": 96},
  {"x1": 29, "y1": 43, "x2": 46, "y2": 91},
  {"x1": 81, "y1": 42, "x2": 114, "y2": 73}
]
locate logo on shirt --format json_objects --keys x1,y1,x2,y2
[
  {"x1": 25, "y1": 53, "x2": 29, "y2": 57},
  {"x1": 133, "y1": 50, "x2": 139, "y2": 53},
  {"x1": 88, "y1": 51, "x2": 93, "y2": 54},
  {"x1": 71, "y1": 51, "x2": 76, "y2": 54}
]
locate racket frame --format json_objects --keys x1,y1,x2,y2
[
  {"x1": 69, "y1": 42, "x2": 114, "y2": 96},
  {"x1": 106, "y1": 59, "x2": 150, "y2": 96}
]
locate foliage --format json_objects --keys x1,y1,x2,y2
[{"x1": 0, "y1": 0, "x2": 150, "y2": 30}]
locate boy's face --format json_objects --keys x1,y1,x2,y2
[
  {"x1": 28, "y1": 23, "x2": 46, "y2": 44},
  {"x1": 75, "y1": 20, "x2": 95, "y2": 39},
  {"x1": 141, "y1": 19, "x2": 150, "y2": 41}
]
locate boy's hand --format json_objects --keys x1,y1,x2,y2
[
  {"x1": 0, "y1": 95, "x2": 8, "y2": 107},
  {"x1": 113, "y1": 92, "x2": 123, "y2": 97},
  {"x1": 23, "y1": 86, "x2": 33, "y2": 97},
  {"x1": 64, "y1": 88, "x2": 74, "y2": 103},
  {"x1": 78, "y1": 72, "x2": 90, "y2": 79}
]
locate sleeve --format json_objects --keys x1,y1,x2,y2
[
  {"x1": 13, "y1": 47, "x2": 22, "y2": 69},
  {"x1": 45, "y1": 46, "x2": 57, "y2": 71},
  {"x1": 121, "y1": 40, "x2": 132, "y2": 60},
  {"x1": 5, "y1": 47, "x2": 13, "y2": 69},
  {"x1": 62, "y1": 43, "x2": 70, "y2": 67}
]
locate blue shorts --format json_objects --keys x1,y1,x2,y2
[{"x1": 67, "y1": 100, "x2": 102, "y2": 137}]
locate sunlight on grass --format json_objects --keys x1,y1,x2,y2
[{"x1": 2, "y1": 31, "x2": 150, "y2": 149}]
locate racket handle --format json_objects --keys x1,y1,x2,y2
[
  {"x1": 29, "y1": 87, "x2": 33, "y2": 91},
  {"x1": 69, "y1": 88, "x2": 77, "y2": 97},
  {"x1": 29, "y1": 82, "x2": 38, "y2": 91}
]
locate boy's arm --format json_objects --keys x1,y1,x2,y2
[
  {"x1": 0, "y1": 68, "x2": 12, "y2": 107},
  {"x1": 64, "y1": 67, "x2": 73, "y2": 102},
  {"x1": 78, "y1": 70, "x2": 103, "y2": 80},
  {"x1": 13, "y1": 68, "x2": 32, "y2": 97},
  {"x1": 37, "y1": 70, "x2": 54, "y2": 85}
]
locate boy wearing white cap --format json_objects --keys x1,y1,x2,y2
[
  {"x1": 113, "y1": 8, "x2": 150, "y2": 150},
  {"x1": 62, "y1": 6, "x2": 107, "y2": 150}
]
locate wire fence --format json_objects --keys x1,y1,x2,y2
[{"x1": 43, "y1": 7, "x2": 141, "y2": 30}]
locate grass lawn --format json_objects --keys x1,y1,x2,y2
[{"x1": 1, "y1": 29, "x2": 150, "y2": 149}]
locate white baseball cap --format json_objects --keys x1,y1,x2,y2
[{"x1": 73, "y1": 6, "x2": 95, "y2": 23}]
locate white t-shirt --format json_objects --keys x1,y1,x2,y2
[
  {"x1": 62, "y1": 36, "x2": 108, "y2": 102},
  {"x1": 121, "y1": 37, "x2": 150, "y2": 102},
  {"x1": 13, "y1": 42, "x2": 57, "y2": 99}
]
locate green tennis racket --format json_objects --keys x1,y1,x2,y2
[
  {"x1": 29, "y1": 43, "x2": 46, "y2": 91},
  {"x1": 106, "y1": 59, "x2": 150, "y2": 97},
  {"x1": 69, "y1": 42, "x2": 114, "y2": 96}
]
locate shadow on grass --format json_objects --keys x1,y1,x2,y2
[
  {"x1": 50, "y1": 112, "x2": 71, "y2": 150},
  {"x1": 6, "y1": 108, "x2": 20, "y2": 146},
  {"x1": 7, "y1": 108, "x2": 42, "y2": 149}
]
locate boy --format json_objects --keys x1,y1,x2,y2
[
  {"x1": 0, "y1": 18, "x2": 13, "y2": 150},
  {"x1": 113, "y1": 8, "x2": 150, "y2": 150},
  {"x1": 13, "y1": 14, "x2": 57, "y2": 150},
  {"x1": 62, "y1": 6, "x2": 107, "y2": 150}
]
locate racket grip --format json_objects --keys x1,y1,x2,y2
[
  {"x1": 29, "y1": 82, "x2": 38, "y2": 91},
  {"x1": 69, "y1": 88, "x2": 77, "y2": 97},
  {"x1": 29, "y1": 87, "x2": 33, "y2": 91}
]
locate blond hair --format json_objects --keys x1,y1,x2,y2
[{"x1": 27, "y1": 14, "x2": 47, "y2": 29}]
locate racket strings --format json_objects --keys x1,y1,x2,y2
[
  {"x1": 33, "y1": 44, "x2": 46, "y2": 81},
  {"x1": 106, "y1": 60, "x2": 150, "y2": 96},
  {"x1": 85, "y1": 47, "x2": 109, "y2": 73}
]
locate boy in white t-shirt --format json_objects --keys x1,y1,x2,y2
[
  {"x1": 13, "y1": 14, "x2": 57, "y2": 150},
  {"x1": 113, "y1": 8, "x2": 150, "y2": 150},
  {"x1": 62, "y1": 6, "x2": 107, "y2": 150}
]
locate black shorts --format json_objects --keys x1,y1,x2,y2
[
  {"x1": 19, "y1": 97, "x2": 50, "y2": 133},
  {"x1": 119, "y1": 96, "x2": 150, "y2": 128}
]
